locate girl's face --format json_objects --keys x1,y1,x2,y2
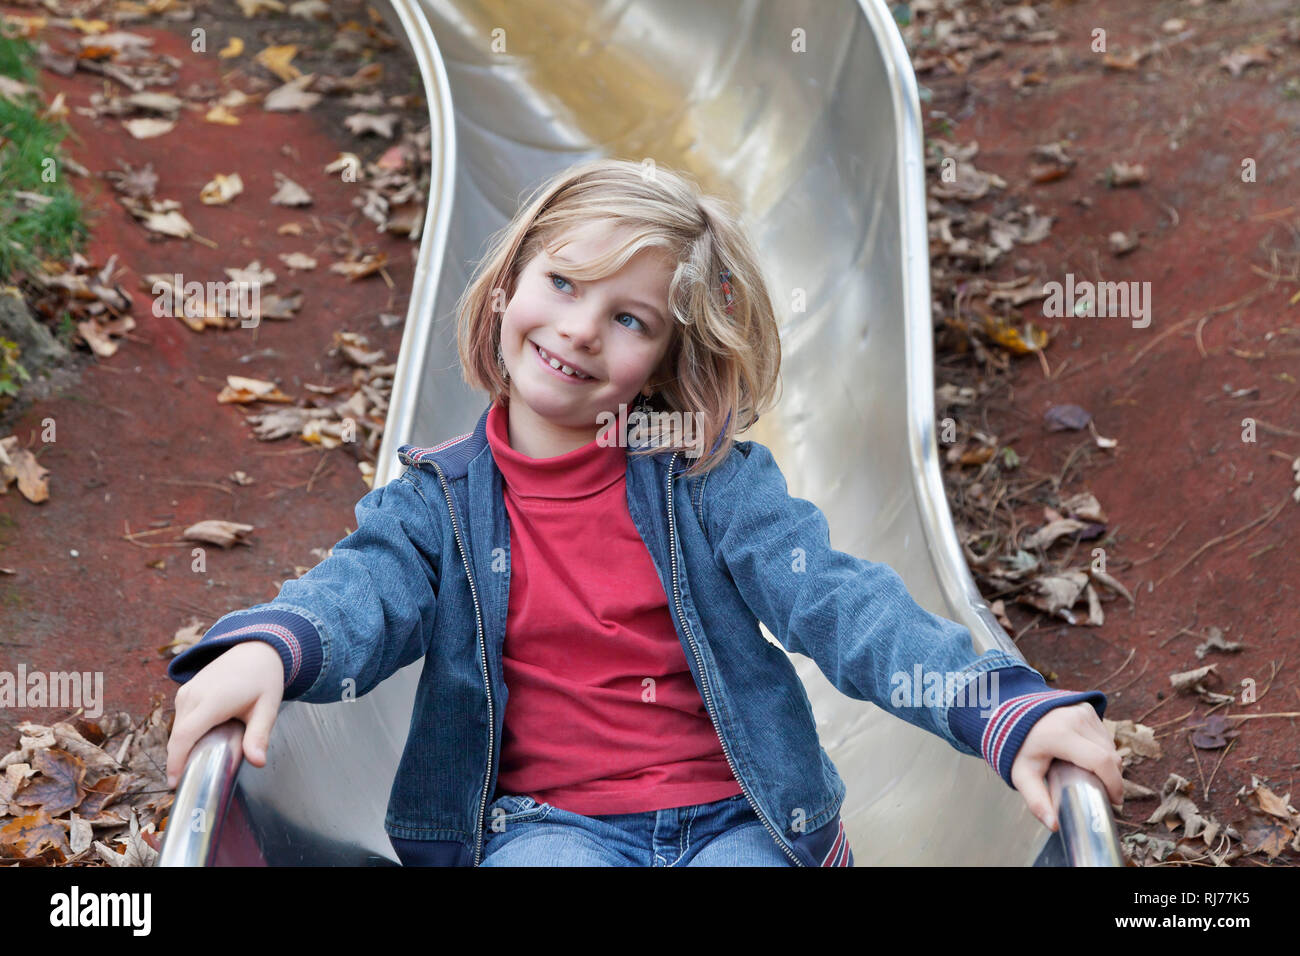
[{"x1": 499, "y1": 220, "x2": 677, "y2": 458}]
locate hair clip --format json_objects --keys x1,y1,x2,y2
[{"x1": 718, "y1": 268, "x2": 736, "y2": 315}]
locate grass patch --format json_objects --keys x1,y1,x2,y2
[{"x1": 0, "y1": 29, "x2": 89, "y2": 396}]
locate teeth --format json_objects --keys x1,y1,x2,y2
[{"x1": 536, "y1": 345, "x2": 590, "y2": 379}]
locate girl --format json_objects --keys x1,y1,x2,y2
[{"x1": 165, "y1": 158, "x2": 1124, "y2": 867}]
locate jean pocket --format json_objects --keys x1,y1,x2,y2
[{"x1": 484, "y1": 794, "x2": 552, "y2": 834}]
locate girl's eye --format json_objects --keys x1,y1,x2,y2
[{"x1": 547, "y1": 272, "x2": 647, "y2": 333}]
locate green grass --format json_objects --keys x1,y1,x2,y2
[{"x1": 0, "y1": 30, "x2": 89, "y2": 395}]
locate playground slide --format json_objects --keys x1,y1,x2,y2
[{"x1": 160, "y1": 0, "x2": 1121, "y2": 866}]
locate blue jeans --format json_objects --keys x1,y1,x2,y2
[{"x1": 477, "y1": 792, "x2": 796, "y2": 866}]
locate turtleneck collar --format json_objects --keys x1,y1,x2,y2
[{"x1": 486, "y1": 400, "x2": 627, "y2": 500}]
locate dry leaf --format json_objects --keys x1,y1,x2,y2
[
  {"x1": 1170, "y1": 664, "x2": 1218, "y2": 694},
  {"x1": 270, "y1": 172, "x2": 313, "y2": 206},
  {"x1": 278, "y1": 252, "x2": 317, "y2": 270},
  {"x1": 1194, "y1": 627, "x2": 1243, "y2": 659},
  {"x1": 1220, "y1": 44, "x2": 1274, "y2": 78},
  {"x1": 217, "y1": 375, "x2": 292, "y2": 404},
  {"x1": 122, "y1": 117, "x2": 176, "y2": 139},
  {"x1": 126, "y1": 92, "x2": 182, "y2": 114},
  {"x1": 11, "y1": 749, "x2": 86, "y2": 817},
  {"x1": 237, "y1": 0, "x2": 286, "y2": 15},
  {"x1": 289, "y1": 0, "x2": 330, "y2": 18},
  {"x1": 122, "y1": 197, "x2": 194, "y2": 238},
  {"x1": 158, "y1": 620, "x2": 205, "y2": 658},
  {"x1": 329, "y1": 253, "x2": 387, "y2": 281},
  {"x1": 182, "y1": 520, "x2": 255, "y2": 548},
  {"x1": 343, "y1": 112, "x2": 400, "y2": 138},
  {"x1": 200, "y1": 172, "x2": 244, "y2": 205},
  {"x1": 205, "y1": 105, "x2": 241, "y2": 125},
  {"x1": 1022, "y1": 518, "x2": 1086, "y2": 550},
  {"x1": 225, "y1": 260, "x2": 275, "y2": 286},
  {"x1": 255, "y1": 44, "x2": 300, "y2": 82},
  {"x1": 263, "y1": 74, "x2": 321, "y2": 112},
  {"x1": 1106, "y1": 162, "x2": 1146, "y2": 187},
  {"x1": 1, "y1": 445, "x2": 51, "y2": 503}
]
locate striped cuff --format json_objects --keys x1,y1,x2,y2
[
  {"x1": 166, "y1": 608, "x2": 324, "y2": 700},
  {"x1": 947, "y1": 666, "x2": 1107, "y2": 788}
]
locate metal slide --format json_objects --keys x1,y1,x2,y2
[{"x1": 160, "y1": 0, "x2": 1121, "y2": 866}]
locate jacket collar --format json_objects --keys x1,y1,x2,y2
[{"x1": 398, "y1": 401, "x2": 692, "y2": 482}]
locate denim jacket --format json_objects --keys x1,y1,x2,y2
[{"x1": 169, "y1": 401, "x2": 1105, "y2": 867}]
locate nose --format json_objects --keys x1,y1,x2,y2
[{"x1": 553, "y1": 298, "x2": 604, "y2": 355}]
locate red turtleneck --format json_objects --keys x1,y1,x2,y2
[{"x1": 486, "y1": 400, "x2": 742, "y2": 814}]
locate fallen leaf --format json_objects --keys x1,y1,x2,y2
[
  {"x1": 1188, "y1": 713, "x2": 1240, "y2": 750},
  {"x1": 104, "y1": 160, "x2": 158, "y2": 199},
  {"x1": 263, "y1": 74, "x2": 321, "y2": 112},
  {"x1": 289, "y1": 0, "x2": 331, "y2": 19},
  {"x1": 237, "y1": 0, "x2": 286, "y2": 15},
  {"x1": 1106, "y1": 162, "x2": 1146, "y2": 187},
  {"x1": 217, "y1": 375, "x2": 292, "y2": 404},
  {"x1": 1220, "y1": 44, "x2": 1274, "y2": 78},
  {"x1": 158, "y1": 621, "x2": 205, "y2": 658},
  {"x1": 1, "y1": 445, "x2": 51, "y2": 502},
  {"x1": 1194, "y1": 627, "x2": 1244, "y2": 659},
  {"x1": 205, "y1": 105, "x2": 241, "y2": 125},
  {"x1": 343, "y1": 112, "x2": 400, "y2": 138},
  {"x1": 1022, "y1": 518, "x2": 1086, "y2": 550},
  {"x1": 1243, "y1": 819, "x2": 1292, "y2": 859},
  {"x1": 11, "y1": 749, "x2": 86, "y2": 817},
  {"x1": 329, "y1": 253, "x2": 387, "y2": 282},
  {"x1": 126, "y1": 92, "x2": 182, "y2": 115},
  {"x1": 122, "y1": 117, "x2": 176, "y2": 139},
  {"x1": 255, "y1": 44, "x2": 300, "y2": 82},
  {"x1": 278, "y1": 252, "x2": 317, "y2": 270},
  {"x1": 200, "y1": 172, "x2": 244, "y2": 205},
  {"x1": 0, "y1": 809, "x2": 70, "y2": 861},
  {"x1": 225, "y1": 260, "x2": 275, "y2": 287},
  {"x1": 270, "y1": 172, "x2": 313, "y2": 206},
  {"x1": 182, "y1": 520, "x2": 255, "y2": 548},
  {"x1": 1044, "y1": 403, "x2": 1091, "y2": 431},
  {"x1": 121, "y1": 197, "x2": 194, "y2": 238}
]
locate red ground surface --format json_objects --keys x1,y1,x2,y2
[
  {"x1": 0, "y1": 5, "x2": 423, "y2": 722},
  {"x1": 922, "y1": 0, "x2": 1300, "y2": 857}
]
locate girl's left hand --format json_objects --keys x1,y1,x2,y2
[{"x1": 1010, "y1": 702, "x2": 1125, "y2": 830}]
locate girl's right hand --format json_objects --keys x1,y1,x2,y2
[{"x1": 165, "y1": 640, "x2": 286, "y2": 789}]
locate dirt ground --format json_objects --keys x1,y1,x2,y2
[
  {"x1": 1, "y1": 0, "x2": 1297, "y2": 866},
  {"x1": 0, "y1": 1, "x2": 426, "y2": 719},
  {"x1": 916, "y1": 0, "x2": 1300, "y2": 863}
]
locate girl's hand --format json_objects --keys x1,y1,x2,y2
[
  {"x1": 165, "y1": 641, "x2": 286, "y2": 789},
  {"x1": 1009, "y1": 702, "x2": 1124, "y2": 831}
]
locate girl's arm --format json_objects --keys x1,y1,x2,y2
[
  {"x1": 700, "y1": 440, "x2": 1115, "y2": 790},
  {"x1": 166, "y1": 468, "x2": 442, "y2": 705}
]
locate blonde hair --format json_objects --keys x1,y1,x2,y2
[{"x1": 456, "y1": 157, "x2": 782, "y2": 478}]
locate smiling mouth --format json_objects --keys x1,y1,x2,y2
[{"x1": 531, "y1": 341, "x2": 596, "y2": 381}]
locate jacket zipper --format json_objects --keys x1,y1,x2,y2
[
  {"x1": 429, "y1": 461, "x2": 494, "y2": 867},
  {"x1": 664, "y1": 452, "x2": 804, "y2": 867}
]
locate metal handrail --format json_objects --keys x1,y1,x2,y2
[
  {"x1": 859, "y1": 0, "x2": 1125, "y2": 867},
  {"x1": 1047, "y1": 759, "x2": 1125, "y2": 866},
  {"x1": 156, "y1": 720, "x2": 245, "y2": 867},
  {"x1": 156, "y1": 0, "x2": 454, "y2": 868}
]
